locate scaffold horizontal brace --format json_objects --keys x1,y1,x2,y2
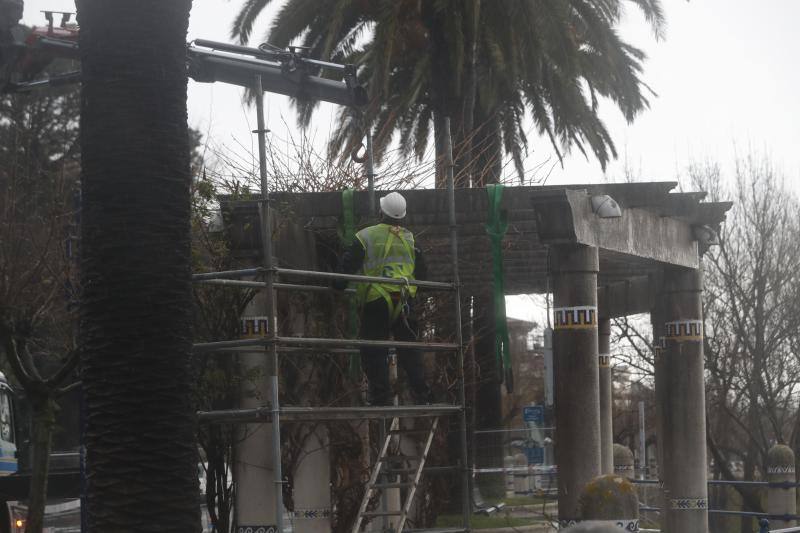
[
  {"x1": 192, "y1": 267, "x2": 262, "y2": 280},
  {"x1": 275, "y1": 267, "x2": 456, "y2": 290},
  {"x1": 192, "y1": 266, "x2": 455, "y2": 291},
  {"x1": 192, "y1": 336, "x2": 459, "y2": 353},
  {"x1": 197, "y1": 404, "x2": 462, "y2": 423},
  {"x1": 195, "y1": 278, "x2": 356, "y2": 294},
  {"x1": 404, "y1": 529, "x2": 467, "y2": 533}
]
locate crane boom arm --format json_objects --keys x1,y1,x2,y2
[{"x1": 1, "y1": 26, "x2": 367, "y2": 108}]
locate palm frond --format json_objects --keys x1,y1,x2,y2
[{"x1": 231, "y1": 0, "x2": 272, "y2": 44}]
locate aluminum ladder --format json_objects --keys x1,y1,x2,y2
[{"x1": 351, "y1": 417, "x2": 439, "y2": 533}]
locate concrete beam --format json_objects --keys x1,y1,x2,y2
[
  {"x1": 598, "y1": 276, "x2": 658, "y2": 319},
  {"x1": 531, "y1": 189, "x2": 699, "y2": 269}
]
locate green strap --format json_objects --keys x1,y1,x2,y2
[
  {"x1": 339, "y1": 189, "x2": 360, "y2": 377},
  {"x1": 485, "y1": 184, "x2": 513, "y2": 393}
]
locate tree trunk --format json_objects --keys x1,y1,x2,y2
[
  {"x1": 25, "y1": 393, "x2": 56, "y2": 533},
  {"x1": 77, "y1": 0, "x2": 200, "y2": 531}
]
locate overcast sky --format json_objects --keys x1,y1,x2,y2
[
  {"x1": 23, "y1": 0, "x2": 800, "y2": 191},
  {"x1": 22, "y1": 1, "x2": 800, "y2": 321}
]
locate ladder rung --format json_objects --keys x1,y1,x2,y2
[
  {"x1": 372, "y1": 481, "x2": 414, "y2": 489},
  {"x1": 362, "y1": 511, "x2": 403, "y2": 517},
  {"x1": 382, "y1": 467, "x2": 417, "y2": 474},
  {"x1": 389, "y1": 428, "x2": 432, "y2": 436},
  {"x1": 379, "y1": 455, "x2": 422, "y2": 462}
]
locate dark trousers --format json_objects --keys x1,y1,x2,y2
[{"x1": 360, "y1": 298, "x2": 429, "y2": 406}]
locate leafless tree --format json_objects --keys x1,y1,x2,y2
[
  {"x1": 0, "y1": 75, "x2": 81, "y2": 531},
  {"x1": 691, "y1": 155, "x2": 800, "y2": 531}
]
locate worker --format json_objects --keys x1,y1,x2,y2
[{"x1": 335, "y1": 191, "x2": 431, "y2": 406}]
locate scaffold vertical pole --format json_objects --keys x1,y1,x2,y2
[
  {"x1": 444, "y1": 117, "x2": 472, "y2": 530},
  {"x1": 253, "y1": 74, "x2": 284, "y2": 533},
  {"x1": 365, "y1": 125, "x2": 376, "y2": 217}
]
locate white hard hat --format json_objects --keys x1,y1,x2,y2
[{"x1": 379, "y1": 192, "x2": 407, "y2": 220}]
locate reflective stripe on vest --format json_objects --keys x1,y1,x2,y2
[{"x1": 355, "y1": 224, "x2": 417, "y2": 308}]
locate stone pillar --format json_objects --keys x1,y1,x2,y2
[
  {"x1": 293, "y1": 427, "x2": 332, "y2": 533},
  {"x1": 574, "y1": 474, "x2": 639, "y2": 532},
  {"x1": 650, "y1": 298, "x2": 668, "y2": 527},
  {"x1": 657, "y1": 266, "x2": 708, "y2": 532},
  {"x1": 767, "y1": 444, "x2": 797, "y2": 529},
  {"x1": 236, "y1": 293, "x2": 279, "y2": 529},
  {"x1": 598, "y1": 318, "x2": 613, "y2": 475},
  {"x1": 613, "y1": 444, "x2": 635, "y2": 481},
  {"x1": 551, "y1": 244, "x2": 601, "y2": 527}
]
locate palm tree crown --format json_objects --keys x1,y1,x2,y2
[{"x1": 233, "y1": 0, "x2": 664, "y2": 184}]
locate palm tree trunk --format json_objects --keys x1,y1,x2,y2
[
  {"x1": 77, "y1": 0, "x2": 200, "y2": 530},
  {"x1": 461, "y1": 0, "x2": 481, "y2": 187}
]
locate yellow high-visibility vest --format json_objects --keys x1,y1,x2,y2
[{"x1": 355, "y1": 223, "x2": 417, "y2": 316}]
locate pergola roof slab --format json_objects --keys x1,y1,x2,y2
[{"x1": 223, "y1": 182, "x2": 730, "y2": 318}]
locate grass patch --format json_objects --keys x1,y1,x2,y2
[{"x1": 436, "y1": 513, "x2": 544, "y2": 530}]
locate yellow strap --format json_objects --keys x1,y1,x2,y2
[{"x1": 370, "y1": 283, "x2": 402, "y2": 321}]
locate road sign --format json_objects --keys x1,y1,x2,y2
[{"x1": 523, "y1": 405, "x2": 544, "y2": 425}]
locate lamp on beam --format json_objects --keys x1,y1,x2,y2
[{"x1": 591, "y1": 195, "x2": 623, "y2": 219}]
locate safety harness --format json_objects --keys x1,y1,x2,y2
[{"x1": 358, "y1": 224, "x2": 416, "y2": 322}]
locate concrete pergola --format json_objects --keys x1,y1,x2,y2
[{"x1": 225, "y1": 181, "x2": 731, "y2": 532}]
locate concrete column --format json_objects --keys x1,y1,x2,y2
[
  {"x1": 613, "y1": 444, "x2": 635, "y2": 481},
  {"x1": 575, "y1": 474, "x2": 639, "y2": 532},
  {"x1": 293, "y1": 427, "x2": 332, "y2": 533},
  {"x1": 236, "y1": 293, "x2": 279, "y2": 529},
  {"x1": 657, "y1": 266, "x2": 708, "y2": 532},
  {"x1": 598, "y1": 318, "x2": 613, "y2": 475},
  {"x1": 650, "y1": 299, "x2": 668, "y2": 527},
  {"x1": 767, "y1": 444, "x2": 796, "y2": 529},
  {"x1": 551, "y1": 244, "x2": 601, "y2": 527}
]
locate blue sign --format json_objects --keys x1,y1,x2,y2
[
  {"x1": 524, "y1": 446, "x2": 544, "y2": 465},
  {"x1": 523, "y1": 405, "x2": 544, "y2": 425}
]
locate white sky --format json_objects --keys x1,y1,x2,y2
[{"x1": 21, "y1": 0, "x2": 800, "y2": 321}]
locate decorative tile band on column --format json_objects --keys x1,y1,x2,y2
[
  {"x1": 670, "y1": 498, "x2": 708, "y2": 510},
  {"x1": 288, "y1": 508, "x2": 331, "y2": 519},
  {"x1": 241, "y1": 316, "x2": 270, "y2": 338},
  {"x1": 554, "y1": 306, "x2": 598, "y2": 330},
  {"x1": 663, "y1": 320, "x2": 703, "y2": 342},
  {"x1": 599, "y1": 352, "x2": 611, "y2": 368},
  {"x1": 767, "y1": 465, "x2": 796, "y2": 475},
  {"x1": 558, "y1": 519, "x2": 640, "y2": 531},
  {"x1": 236, "y1": 527, "x2": 277, "y2": 533}
]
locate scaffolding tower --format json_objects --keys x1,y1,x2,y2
[{"x1": 192, "y1": 76, "x2": 471, "y2": 533}]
